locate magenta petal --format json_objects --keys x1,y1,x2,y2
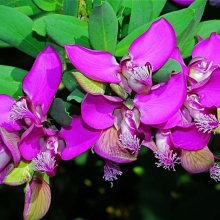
[
  {"x1": 172, "y1": 0, "x2": 194, "y2": 5},
  {"x1": 60, "y1": 116, "x2": 101, "y2": 160},
  {"x1": 82, "y1": 94, "x2": 123, "y2": 129},
  {"x1": 129, "y1": 18, "x2": 176, "y2": 71},
  {"x1": 192, "y1": 68, "x2": 220, "y2": 107},
  {"x1": 0, "y1": 95, "x2": 21, "y2": 131},
  {"x1": 171, "y1": 124, "x2": 211, "y2": 150},
  {"x1": 153, "y1": 111, "x2": 182, "y2": 129},
  {"x1": 134, "y1": 72, "x2": 186, "y2": 125},
  {"x1": 65, "y1": 44, "x2": 120, "y2": 83},
  {"x1": 192, "y1": 33, "x2": 220, "y2": 66},
  {"x1": 138, "y1": 123, "x2": 151, "y2": 141},
  {"x1": 19, "y1": 125, "x2": 44, "y2": 160},
  {"x1": 0, "y1": 127, "x2": 21, "y2": 166},
  {"x1": 23, "y1": 46, "x2": 62, "y2": 116}
]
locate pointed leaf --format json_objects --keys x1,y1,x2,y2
[
  {"x1": 0, "y1": 5, "x2": 45, "y2": 57},
  {"x1": 110, "y1": 83, "x2": 128, "y2": 100},
  {"x1": 24, "y1": 173, "x2": 51, "y2": 220},
  {"x1": 63, "y1": 0, "x2": 78, "y2": 16},
  {"x1": 150, "y1": 0, "x2": 166, "y2": 20},
  {"x1": 181, "y1": 146, "x2": 214, "y2": 173},
  {"x1": 32, "y1": 0, "x2": 63, "y2": 11},
  {"x1": 88, "y1": 1, "x2": 118, "y2": 54},
  {"x1": 178, "y1": 0, "x2": 207, "y2": 52},
  {"x1": 115, "y1": 8, "x2": 194, "y2": 57},
  {"x1": 33, "y1": 14, "x2": 88, "y2": 37},
  {"x1": 128, "y1": 0, "x2": 153, "y2": 34},
  {"x1": 3, "y1": 160, "x2": 33, "y2": 186},
  {"x1": 152, "y1": 59, "x2": 182, "y2": 83},
  {"x1": 182, "y1": 20, "x2": 220, "y2": 58},
  {"x1": 0, "y1": 65, "x2": 26, "y2": 98},
  {"x1": 0, "y1": 0, "x2": 41, "y2": 16},
  {"x1": 107, "y1": 0, "x2": 122, "y2": 13},
  {"x1": 49, "y1": 98, "x2": 72, "y2": 126},
  {"x1": 62, "y1": 70, "x2": 79, "y2": 92},
  {"x1": 45, "y1": 14, "x2": 90, "y2": 47},
  {"x1": 73, "y1": 72, "x2": 105, "y2": 94},
  {"x1": 67, "y1": 87, "x2": 86, "y2": 103}
]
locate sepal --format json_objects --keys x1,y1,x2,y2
[
  {"x1": 181, "y1": 146, "x2": 214, "y2": 173},
  {"x1": 3, "y1": 160, "x2": 34, "y2": 186},
  {"x1": 23, "y1": 172, "x2": 51, "y2": 220}
]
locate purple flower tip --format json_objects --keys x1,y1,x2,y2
[
  {"x1": 154, "y1": 146, "x2": 181, "y2": 171},
  {"x1": 119, "y1": 132, "x2": 141, "y2": 154},
  {"x1": 195, "y1": 114, "x2": 219, "y2": 133},
  {"x1": 103, "y1": 160, "x2": 122, "y2": 181},
  {"x1": 210, "y1": 163, "x2": 220, "y2": 181},
  {"x1": 32, "y1": 152, "x2": 57, "y2": 175}
]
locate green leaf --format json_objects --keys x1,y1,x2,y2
[
  {"x1": 32, "y1": 0, "x2": 63, "y2": 11},
  {"x1": 182, "y1": 20, "x2": 220, "y2": 58},
  {"x1": 0, "y1": 65, "x2": 27, "y2": 98},
  {"x1": 128, "y1": 0, "x2": 153, "y2": 34},
  {"x1": 152, "y1": 59, "x2": 182, "y2": 83},
  {"x1": 0, "y1": 40, "x2": 10, "y2": 47},
  {"x1": 63, "y1": 0, "x2": 78, "y2": 16},
  {"x1": 0, "y1": 5, "x2": 45, "y2": 57},
  {"x1": 44, "y1": 14, "x2": 90, "y2": 47},
  {"x1": 115, "y1": 8, "x2": 194, "y2": 57},
  {"x1": 73, "y1": 72, "x2": 105, "y2": 94},
  {"x1": 0, "y1": 0, "x2": 41, "y2": 16},
  {"x1": 67, "y1": 87, "x2": 86, "y2": 103},
  {"x1": 107, "y1": 0, "x2": 122, "y2": 13},
  {"x1": 150, "y1": 0, "x2": 166, "y2": 20},
  {"x1": 62, "y1": 70, "x2": 79, "y2": 92},
  {"x1": 88, "y1": 1, "x2": 118, "y2": 54},
  {"x1": 24, "y1": 173, "x2": 51, "y2": 220},
  {"x1": 177, "y1": 0, "x2": 207, "y2": 52},
  {"x1": 3, "y1": 160, "x2": 34, "y2": 186},
  {"x1": 49, "y1": 98, "x2": 72, "y2": 126},
  {"x1": 110, "y1": 83, "x2": 128, "y2": 100}
]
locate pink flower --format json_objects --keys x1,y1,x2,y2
[{"x1": 65, "y1": 18, "x2": 176, "y2": 94}]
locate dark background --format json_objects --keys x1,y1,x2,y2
[{"x1": 1, "y1": 1, "x2": 220, "y2": 219}]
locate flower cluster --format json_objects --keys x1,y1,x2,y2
[{"x1": 1, "y1": 17, "x2": 220, "y2": 219}]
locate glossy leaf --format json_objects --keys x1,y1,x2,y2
[
  {"x1": 49, "y1": 98, "x2": 72, "y2": 126},
  {"x1": 24, "y1": 173, "x2": 51, "y2": 220},
  {"x1": 182, "y1": 20, "x2": 220, "y2": 58},
  {"x1": 110, "y1": 83, "x2": 128, "y2": 100},
  {"x1": 152, "y1": 59, "x2": 182, "y2": 83},
  {"x1": 0, "y1": 5, "x2": 45, "y2": 57},
  {"x1": 128, "y1": 0, "x2": 153, "y2": 34},
  {"x1": 115, "y1": 8, "x2": 194, "y2": 57},
  {"x1": 67, "y1": 87, "x2": 86, "y2": 103},
  {"x1": 63, "y1": 0, "x2": 78, "y2": 16},
  {"x1": 150, "y1": 0, "x2": 166, "y2": 20},
  {"x1": 32, "y1": 0, "x2": 63, "y2": 11},
  {"x1": 73, "y1": 72, "x2": 105, "y2": 94},
  {"x1": 45, "y1": 14, "x2": 90, "y2": 47},
  {"x1": 33, "y1": 13, "x2": 88, "y2": 37},
  {"x1": 0, "y1": 65, "x2": 27, "y2": 98},
  {"x1": 88, "y1": 1, "x2": 118, "y2": 54},
  {"x1": 62, "y1": 70, "x2": 79, "y2": 92},
  {"x1": 177, "y1": 0, "x2": 207, "y2": 52},
  {"x1": 3, "y1": 160, "x2": 33, "y2": 186},
  {"x1": 0, "y1": 0, "x2": 41, "y2": 15},
  {"x1": 107, "y1": 0, "x2": 122, "y2": 13}
]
